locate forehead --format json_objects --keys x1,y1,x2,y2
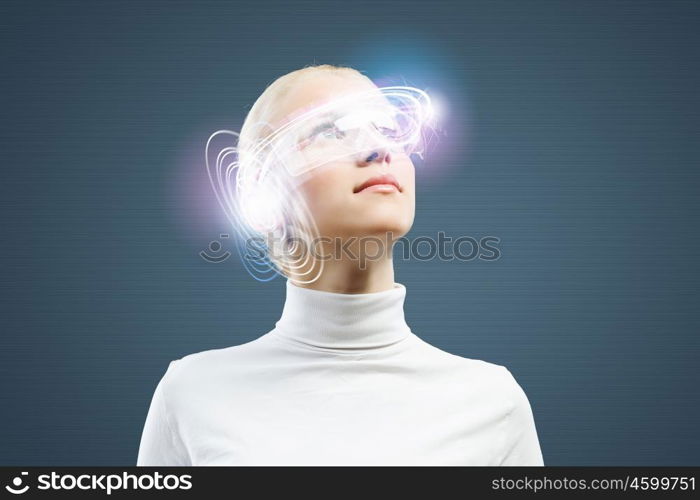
[{"x1": 269, "y1": 73, "x2": 384, "y2": 129}]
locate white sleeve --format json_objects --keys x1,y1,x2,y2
[
  {"x1": 499, "y1": 367, "x2": 545, "y2": 466},
  {"x1": 136, "y1": 361, "x2": 191, "y2": 466}
]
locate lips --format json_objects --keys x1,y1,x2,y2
[{"x1": 353, "y1": 173, "x2": 402, "y2": 194}]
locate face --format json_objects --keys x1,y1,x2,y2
[{"x1": 268, "y1": 73, "x2": 416, "y2": 242}]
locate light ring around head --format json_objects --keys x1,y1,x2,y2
[{"x1": 205, "y1": 85, "x2": 437, "y2": 283}]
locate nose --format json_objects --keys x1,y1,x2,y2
[{"x1": 360, "y1": 147, "x2": 391, "y2": 166}]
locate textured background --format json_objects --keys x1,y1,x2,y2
[{"x1": 1, "y1": 0, "x2": 698, "y2": 465}]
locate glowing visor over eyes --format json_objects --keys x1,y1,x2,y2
[{"x1": 252, "y1": 86, "x2": 435, "y2": 178}]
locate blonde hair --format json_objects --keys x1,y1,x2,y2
[{"x1": 238, "y1": 64, "x2": 374, "y2": 158}]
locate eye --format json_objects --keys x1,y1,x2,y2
[
  {"x1": 374, "y1": 114, "x2": 411, "y2": 140},
  {"x1": 296, "y1": 121, "x2": 345, "y2": 151},
  {"x1": 315, "y1": 124, "x2": 345, "y2": 141},
  {"x1": 320, "y1": 127, "x2": 336, "y2": 138},
  {"x1": 369, "y1": 113, "x2": 402, "y2": 139},
  {"x1": 375, "y1": 124, "x2": 401, "y2": 139}
]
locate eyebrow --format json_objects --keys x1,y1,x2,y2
[
  {"x1": 306, "y1": 119, "x2": 337, "y2": 138},
  {"x1": 298, "y1": 110, "x2": 343, "y2": 135}
]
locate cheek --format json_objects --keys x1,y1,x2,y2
[
  {"x1": 393, "y1": 155, "x2": 416, "y2": 195},
  {"x1": 297, "y1": 168, "x2": 350, "y2": 213}
]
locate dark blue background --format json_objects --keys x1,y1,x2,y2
[{"x1": 1, "y1": 0, "x2": 698, "y2": 465}]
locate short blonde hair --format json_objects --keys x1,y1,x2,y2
[{"x1": 238, "y1": 64, "x2": 374, "y2": 159}]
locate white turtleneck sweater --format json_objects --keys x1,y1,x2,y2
[{"x1": 137, "y1": 280, "x2": 544, "y2": 466}]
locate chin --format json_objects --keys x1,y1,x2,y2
[
  {"x1": 365, "y1": 202, "x2": 414, "y2": 234},
  {"x1": 316, "y1": 203, "x2": 414, "y2": 240},
  {"x1": 351, "y1": 217, "x2": 413, "y2": 240}
]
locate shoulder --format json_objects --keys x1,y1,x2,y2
[
  {"x1": 157, "y1": 334, "x2": 272, "y2": 394},
  {"x1": 410, "y1": 334, "x2": 511, "y2": 379},
  {"x1": 408, "y1": 334, "x2": 524, "y2": 404},
  {"x1": 493, "y1": 365, "x2": 534, "y2": 416}
]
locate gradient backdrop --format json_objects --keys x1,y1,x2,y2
[{"x1": 1, "y1": 0, "x2": 698, "y2": 465}]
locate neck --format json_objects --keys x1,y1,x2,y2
[{"x1": 289, "y1": 233, "x2": 396, "y2": 294}]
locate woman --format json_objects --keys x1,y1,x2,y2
[{"x1": 137, "y1": 64, "x2": 544, "y2": 465}]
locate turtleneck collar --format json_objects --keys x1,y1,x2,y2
[{"x1": 272, "y1": 279, "x2": 412, "y2": 350}]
